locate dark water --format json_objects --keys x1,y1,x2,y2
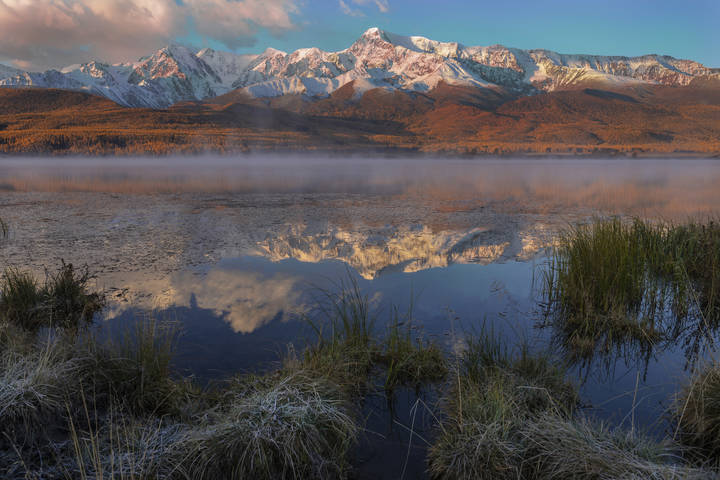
[
  {"x1": 3, "y1": 156, "x2": 720, "y2": 478},
  {"x1": 106, "y1": 254, "x2": 702, "y2": 478}
]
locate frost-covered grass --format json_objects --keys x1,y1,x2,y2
[
  {"x1": 520, "y1": 415, "x2": 710, "y2": 480},
  {"x1": 427, "y1": 330, "x2": 711, "y2": 479},
  {"x1": 173, "y1": 371, "x2": 357, "y2": 480},
  {"x1": 428, "y1": 331, "x2": 577, "y2": 479},
  {"x1": 6, "y1": 249, "x2": 720, "y2": 478},
  {"x1": 1, "y1": 319, "x2": 362, "y2": 480}
]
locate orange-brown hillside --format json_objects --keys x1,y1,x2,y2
[{"x1": 0, "y1": 83, "x2": 719, "y2": 155}]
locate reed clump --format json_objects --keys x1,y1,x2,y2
[
  {"x1": 541, "y1": 217, "x2": 720, "y2": 368},
  {"x1": 299, "y1": 279, "x2": 447, "y2": 395},
  {"x1": 299, "y1": 279, "x2": 379, "y2": 392},
  {"x1": 0, "y1": 262, "x2": 104, "y2": 331}
]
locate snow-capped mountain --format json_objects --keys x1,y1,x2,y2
[
  {"x1": 256, "y1": 224, "x2": 514, "y2": 280},
  {"x1": 0, "y1": 28, "x2": 717, "y2": 108}
]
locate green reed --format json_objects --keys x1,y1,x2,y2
[{"x1": 541, "y1": 217, "x2": 720, "y2": 370}]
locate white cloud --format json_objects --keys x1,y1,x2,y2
[
  {"x1": 186, "y1": 0, "x2": 299, "y2": 50},
  {"x1": 0, "y1": 0, "x2": 299, "y2": 70},
  {"x1": 171, "y1": 269, "x2": 304, "y2": 334},
  {"x1": 339, "y1": 0, "x2": 389, "y2": 16},
  {"x1": 354, "y1": 0, "x2": 389, "y2": 13},
  {"x1": 338, "y1": 0, "x2": 363, "y2": 17},
  {"x1": 105, "y1": 269, "x2": 305, "y2": 334}
]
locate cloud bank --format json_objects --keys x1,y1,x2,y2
[{"x1": 0, "y1": 0, "x2": 299, "y2": 70}]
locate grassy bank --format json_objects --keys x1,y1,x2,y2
[
  {"x1": 428, "y1": 330, "x2": 712, "y2": 479},
  {"x1": 0, "y1": 267, "x2": 447, "y2": 479}
]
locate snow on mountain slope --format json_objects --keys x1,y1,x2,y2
[
  {"x1": 196, "y1": 48, "x2": 257, "y2": 88},
  {"x1": 0, "y1": 27, "x2": 717, "y2": 108}
]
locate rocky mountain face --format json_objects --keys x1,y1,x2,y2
[{"x1": 0, "y1": 28, "x2": 717, "y2": 108}]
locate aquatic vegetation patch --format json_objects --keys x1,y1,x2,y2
[
  {"x1": 377, "y1": 306, "x2": 447, "y2": 392},
  {"x1": 301, "y1": 278, "x2": 447, "y2": 395},
  {"x1": 300, "y1": 277, "x2": 379, "y2": 392},
  {"x1": 541, "y1": 217, "x2": 720, "y2": 369},
  {"x1": 0, "y1": 262, "x2": 104, "y2": 332}
]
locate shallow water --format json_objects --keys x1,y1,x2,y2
[{"x1": 1, "y1": 155, "x2": 719, "y2": 477}]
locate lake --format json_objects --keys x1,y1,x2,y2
[{"x1": 1, "y1": 155, "x2": 719, "y2": 478}]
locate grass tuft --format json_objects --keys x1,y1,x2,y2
[
  {"x1": 0, "y1": 268, "x2": 44, "y2": 331},
  {"x1": 673, "y1": 360, "x2": 720, "y2": 468},
  {"x1": 428, "y1": 328, "x2": 707, "y2": 479},
  {"x1": 44, "y1": 261, "x2": 105, "y2": 330},
  {"x1": 428, "y1": 330, "x2": 577, "y2": 479},
  {"x1": 174, "y1": 370, "x2": 357, "y2": 480},
  {"x1": 521, "y1": 414, "x2": 709, "y2": 479},
  {"x1": 541, "y1": 217, "x2": 720, "y2": 370},
  {"x1": 0, "y1": 262, "x2": 104, "y2": 332},
  {"x1": 377, "y1": 306, "x2": 447, "y2": 393}
]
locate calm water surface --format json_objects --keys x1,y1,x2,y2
[{"x1": 1, "y1": 156, "x2": 719, "y2": 478}]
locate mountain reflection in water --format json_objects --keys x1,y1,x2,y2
[{"x1": 4, "y1": 156, "x2": 720, "y2": 477}]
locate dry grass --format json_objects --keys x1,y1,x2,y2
[
  {"x1": 427, "y1": 328, "x2": 711, "y2": 479},
  {"x1": 173, "y1": 371, "x2": 357, "y2": 480},
  {"x1": 1, "y1": 86, "x2": 719, "y2": 155},
  {"x1": 673, "y1": 360, "x2": 720, "y2": 468}
]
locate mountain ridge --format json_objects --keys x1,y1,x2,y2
[{"x1": 1, "y1": 28, "x2": 718, "y2": 108}]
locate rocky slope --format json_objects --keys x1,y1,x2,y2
[{"x1": 1, "y1": 28, "x2": 717, "y2": 108}]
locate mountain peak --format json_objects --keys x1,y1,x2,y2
[
  {"x1": 358, "y1": 27, "x2": 393, "y2": 43},
  {"x1": 261, "y1": 47, "x2": 287, "y2": 57},
  {"x1": 2, "y1": 28, "x2": 716, "y2": 109},
  {"x1": 363, "y1": 27, "x2": 383, "y2": 36}
]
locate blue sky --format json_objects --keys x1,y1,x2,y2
[
  {"x1": 1, "y1": 0, "x2": 718, "y2": 70},
  {"x1": 236, "y1": 0, "x2": 720, "y2": 65}
]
